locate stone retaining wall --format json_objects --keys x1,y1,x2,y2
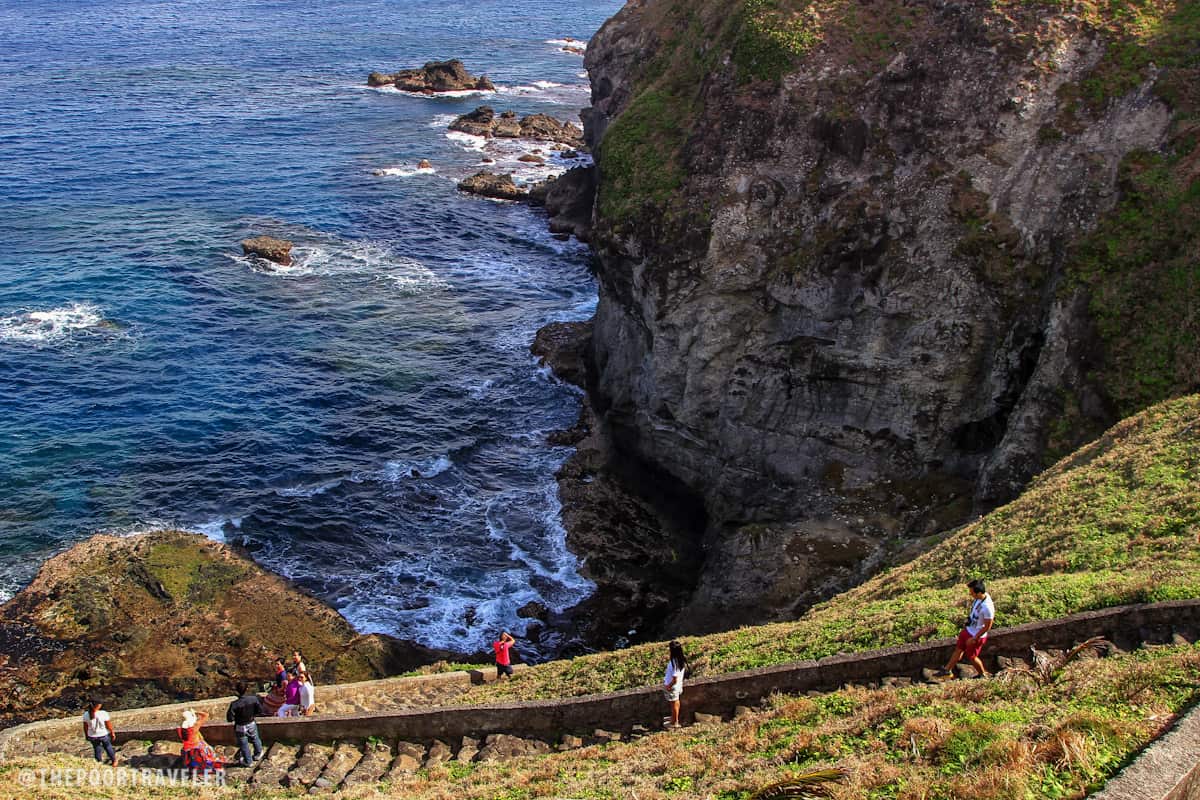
[
  {"x1": 1092, "y1": 701, "x2": 1200, "y2": 800},
  {"x1": 102, "y1": 599, "x2": 1199, "y2": 749}
]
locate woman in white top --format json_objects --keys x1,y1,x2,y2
[
  {"x1": 81, "y1": 698, "x2": 118, "y2": 766},
  {"x1": 298, "y1": 671, "x2": 316, "y2": 716},
  {"x1": 662, "y1": 640, "x2": 688, "y2": 729}
]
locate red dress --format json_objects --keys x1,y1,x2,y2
[{"x1": 178, "y1": 725, "x2": 223, "y2": 775}]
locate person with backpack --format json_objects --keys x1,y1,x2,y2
[
  {"x1": 81, "y1": 698, "x2": 118, "y2": 766},
  {"x1": 662, "y1": 640, "x2": 688, "y2": 729}
]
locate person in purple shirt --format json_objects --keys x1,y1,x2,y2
[{"x1": 277, "y1": 671, "x2": 301, "y2": 717}]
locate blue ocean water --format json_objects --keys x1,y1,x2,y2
[{"x1": 0, "y1": 0, "x2": 620, "y2": 656}]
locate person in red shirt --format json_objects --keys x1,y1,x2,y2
[{"x1": 493, "y1": 631, "x2": 516, "y2": 679}]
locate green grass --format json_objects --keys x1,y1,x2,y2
[
  {"x1": 142, "y1": 539, "x2": 248, "y2": 606},
  {"x1": 463, "y1": 394, "x2": 1200, "y2": 702}
]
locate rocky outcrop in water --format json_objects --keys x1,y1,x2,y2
[
  {"x1": 241, "y1": 235, "x2": 293, "y2": 266},
  {"x1": 575, "y1": 0, "x2": 1192, "y2": 632},
  {"x1": 368, "y1": 59, "x2": 495, "y2": 94},
  {"x1": 0, "y1": 531, "x2": 459, "y2": 726},
  {"x1": 449, "y1": 107, "x2": 585, "y2": 147},
  {"x1": 457, "y1": 172, "x2": 527, "y2": 201},
  {"x1": 528, "y1": 166, "x2": 597, "y2": 242}
]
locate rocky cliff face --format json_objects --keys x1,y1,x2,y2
[{"x1": 578, "y1": 0, "x2": 1197, "y2": 631}]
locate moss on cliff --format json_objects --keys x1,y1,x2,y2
[{"x1": 1059, "y1": 0, "x2": 1200, "y2": 416}]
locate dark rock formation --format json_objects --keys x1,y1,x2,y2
[
  {"x1": 0, "y1": 531, "x2": 461, "y2": 726},
  {"x1": 449, "y1": 107, "x2": 585, "y2": 147},
  {"x1": 241, "y1": 235, "x2": 293, "y2": 266},
  {"x1": 456, "y1": 172, "x2": 527, "y2": 201},
  {"x1": 368, "y1": 60, "x2": 495, "y2": 94},
  {"x1": 575, "y1": 0, "x2": 1180, "y2": 633},
  {"x1": 532, "y1": 321, "x2": 592, "y2": 388},
  {"x1": 531, "y1": 320, "x2": 704, "y2": 653},
  {"x1": 528, "y1": 166, "x2": 597, "y2": 242}
]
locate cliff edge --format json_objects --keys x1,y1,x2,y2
[{"x1": 578, "y1": 0, "x2": 1199, "y2": 631}]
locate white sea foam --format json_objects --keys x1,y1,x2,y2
[
  {"x1": 367, "y1": 84, "x2": 496, "y2": 100},
  {"x1": 194, "y1": 516, "x2": 243, "y2": 543},
  {"x1": 445, "y1": 130, "x2": 488, "y2": 151},
  {"x1": 0, "y1": 303, "x2": 116, "y2": 344},
  {"x1": 495, "y1": 81, "x2": 589, "y2": 104},
  {"x1": 233, "y1": 238, "x2": 450, "y2": 295},
  {"x1": 380, "y1": 454, "x2": 454, "y2": 482},
  {"x1": 372, "y1": 165, "x2": 436, "y2": 177},
  {"x1": 546, "y1": 38, "x2": 588, "y2": 50},
  {"x1": 428, "y1": 113, "x2": 459, "y2": 128}
]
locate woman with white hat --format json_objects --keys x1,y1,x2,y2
[{"x1": 177, "y1": 709, "x2": 223, "y2": 777}]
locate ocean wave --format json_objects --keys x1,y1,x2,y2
[
  {"x1": 0, "y1": 303, "x2": 122, "y2": 345},
  {"x1": 495, "y1": 82, "x2": 589, "y2": 104},
  {"x1": 445, "y1": 130, "x2": 488, "y2": 151},
  {"x1": 231, "y1": 238, "x2": 450, "y2": 295},
  {"x1": 380, "y1": 454, "x2": 454, "y2": 482},
  {"x1": 485, "y1": 484, "x2": 593, "y2": 592},
  {"x1": 194, "y1": 516, "x2": 244, "y2": 543},
  {"x1": 372, "y1": 164, "x2": 436, "y2": 177},
  {"x1": 275, "y1": 479, "x2": 344, "y2": 498},
  {"x1": 364, "y1": 84, "x2": 496, "y2": 100},
  {"x1": 546, "y1": 38, "x2": 588, "y2": 51}
]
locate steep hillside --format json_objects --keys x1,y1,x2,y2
[
  {"x1": 580, "y1": 0, "x2": 1200, "y2": 631},
  {"x1": 471, "y1": 393, "x2": 1200, "y2": 701}
]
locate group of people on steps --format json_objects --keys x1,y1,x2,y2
[{"x1": 83, "y1": 581, "x2": 996, "y2": 775}]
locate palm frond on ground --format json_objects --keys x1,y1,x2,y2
[{"x1": 750, "y1": 767, "x2": 848, "y2": 799}]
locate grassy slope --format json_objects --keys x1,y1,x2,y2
[
  {"x1": 2, "y1": 645, "x2": 1196, "y2": 800},
  {"x1": 468, "y1": 393, "x2": 1200, "y2": 702}
]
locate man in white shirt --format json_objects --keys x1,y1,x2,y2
[{"x1": 935, "y1": 579, "x2": 996, "y2": 678}]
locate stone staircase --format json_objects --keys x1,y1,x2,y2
[{"x1": 89, "y1": 727, "x2": 626, "y2": 794}]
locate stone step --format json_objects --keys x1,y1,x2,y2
[
  {"x1": 387, "y1": 741, "x2": 426, "y2": 781},
  {"x1": 475, "y1": 734, "x2": 550, "y2": 762},
  {"x1": 248, "y1": 741, "x2": 298, "y2": 787},
  {"x1": 283, "y1": 742, "x2": 333, "y2": 788},
  {"x1": 339, "y1": 741, "x2": 392, "y2": 790},
  {"x1": 309, "y1": 741, "x2": 362, "y2": 793}
]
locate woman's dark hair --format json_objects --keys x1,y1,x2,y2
[
  {"x1": 86, "y1": 697, "x2": 101, "y2": 719},
  {"x1": 235, "y1": 683, "x2": 247, "y2": 696},
  {"x1": 668, "y1": 640, "x2": 688, "y2": 672},
  {"x1": 967, "y1": 579, "x2": 986, "y2": 594}
]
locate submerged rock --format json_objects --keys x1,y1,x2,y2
[
  {"x1": 370, "y1": 59, "x2": 495, "y2": 94},
  {"x1": 241, "y1": 235, "x2": 293, "y2": 266},
  {"x1": 457, "y1": 171, "x2": 527, "y2": 201}
]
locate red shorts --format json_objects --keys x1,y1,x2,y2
[{"x1": 957, "y1": 629, "x2": 987, "y2": 660}]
